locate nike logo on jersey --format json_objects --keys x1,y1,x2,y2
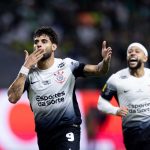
[
  {"x1": 30, "y1": 81, "x2": 39, "y2": 84},
  {"x1": 124, "y1": 90, "x2": 129, "y2": 93}
]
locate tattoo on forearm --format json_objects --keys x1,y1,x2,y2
[
  {"x1": 11, "y1": 85, "x2": 23, "y2": 98},
  {"x1": 97, "y1": 62, "x2": 102, "y2": 71},
  {"x1": 9, "y1": 75, "x2": 25, "y2": 99}
]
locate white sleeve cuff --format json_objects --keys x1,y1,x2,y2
[{"x1": 97, "y1": 96, "x2": 120, "y2": 115}]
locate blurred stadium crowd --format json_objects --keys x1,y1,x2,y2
[{"x1": 0, "y1": 0, "x2": 150, "y2": 88}]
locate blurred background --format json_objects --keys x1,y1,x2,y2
[{"x1": 0, "y1": 0, "x2": 150, "y2": 150}]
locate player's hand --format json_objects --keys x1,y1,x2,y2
[
  {"x1": 116, "y1": 106, "x2": 128, "y2": 117},
  {"x1": 101, "y1": 41, "x2": 112, "y2": 63},
  {"x1": 23, "y1": 49, "x2": 45, "y2": 69}
]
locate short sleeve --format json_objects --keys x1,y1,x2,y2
[
  {"x1": 64, "y1": 58, "x2": 85, "y2": 77},
  {"x1": 101, "y1": 74, "x2": 117, "y2": 101}
]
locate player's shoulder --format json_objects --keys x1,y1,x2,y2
[
  {"x1": 62, "y1": 57, "x2": 77, "y2": 63},
  {"x1": 144, "y1": 67, "x2": 150, "y2": 72},
  {"x1": 49, "y1": 58, "x2": 68, "y2": 69},
  {"x1": 54, "y1": 57, "x2": 79, "y2": 69},
  {"x1": 112, "y1": 68, "x2": 129, "y2": 79},
  {"x1": 55, "y1": 57, "x2": 73, "y2": 66},
  {"x1": 55, "y1": 57, "x2": 74, "y2": 63},
  {"x1": 144, "y1": 67, "x2": 150, "y2": 76},
  {"x1": 63, "y1": 57, "x2": 79, "y2": 66}
]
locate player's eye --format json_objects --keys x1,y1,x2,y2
[
  {"x1": 34, "y1": 40, "x2": 38, "y2": 44},
  {"x1": 41, "y1": 39, "x2": 48, "y2": 43}
]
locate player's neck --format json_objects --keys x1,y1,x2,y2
[
  {"x1": 130, "y1": 67, "x2": 145, "y2": 78},
  {"x1": 37, "y1": 55, "x2": 55, "y2": 70}
]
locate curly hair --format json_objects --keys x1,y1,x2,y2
[{"x1": 33, "y1": 26, "x2": 58, "y2": 45}]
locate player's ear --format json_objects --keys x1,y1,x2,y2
[
  {"x1": 143, "y1": 55, "x2": 148, "y2": 63},
  {"x1": 52, "y1": 44, "x2": 57, "y2": 51}
]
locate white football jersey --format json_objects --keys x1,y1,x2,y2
[
  {"x1": 24, "y1": 58, "x2": 85, "y2": 132},
  {"x1": 101, "y1": 68, "x2": 150, "y2": 141}
]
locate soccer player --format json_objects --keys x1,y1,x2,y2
[
  {"x1": 7, "y1": 26, "x2": 112, "y2": 150},
  {"x1": 97, "y1": 42, "x2": 150, "y2": 150}
]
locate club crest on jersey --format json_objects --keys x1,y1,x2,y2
[{"x1": 54, "y1": 70, "x2": 65, "y2": 83}]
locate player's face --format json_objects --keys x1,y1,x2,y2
[
  {"x1": 33, "y1": 34, "x2": 57, "y2": 61},
  {"x1": 127, "y1": 46, "x2": 147, "y2": 69}
]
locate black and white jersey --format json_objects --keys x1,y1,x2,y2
[
  {"x1": 101, "y1": 68, "x2": 150, "y2": 142},
  {"x1": 24, "y1": 58, "x2": 85, "y2": 132}
]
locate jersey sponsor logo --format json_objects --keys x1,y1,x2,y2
[
  {"x1": 120, "y1": 75, "x2": 128, "y2": 79},
  {"x1": 128, "y1": 102, "x2": 150, "y2": 113},
  {"x1": 31, "y1": 80, "x2": 51, "y2": 85},
  {"x1": 54, "y1": 70, "x2": 65, "y2": 83},
  {"x1": 36, "y1": 91, "x2": 65, "y2": 107},
  {"x1": 42, "y1": 80, "x2": 51, "y2": 85},
  {"x1": 58, "y1": 62, "x2": 65, "y2": 68},
  {"x1": 136, "y1": 89, "x2": 143, "y2": 93}
]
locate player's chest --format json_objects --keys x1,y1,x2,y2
[
  {"x1": 29, "y1": 68, "x2": 73, "y2": 91},
  {"x1": 117, "y1": 77, "x2": 150, "y2": 97}
]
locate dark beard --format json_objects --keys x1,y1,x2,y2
[
  {"x1": 40, "y1": 52, "x2": 51, "y2": 61},
  {"x1": 128, "y1": 60, "x2": 142, "y2": 70}
]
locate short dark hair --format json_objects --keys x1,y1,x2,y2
[{"x1": 33, "y1": 26, "x2": 58, "y2": 45}]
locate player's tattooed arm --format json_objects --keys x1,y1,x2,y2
[{"x1": 7, "y1": 73, "x2": 26, "y2": 104}]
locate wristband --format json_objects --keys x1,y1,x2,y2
[{"x1": 19, "y1": 66, "x2": 29, "y2": 76}]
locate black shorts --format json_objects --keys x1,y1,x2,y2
[
  {"x1": 123, "y1": 125, "x2": 150, "y2": 150},
  {"x1": 125, "y1": 140, "x2": 150, "y2": 150},
  {"x1": 37, "y1": 124, "x2": 81, "y2": 150}
]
